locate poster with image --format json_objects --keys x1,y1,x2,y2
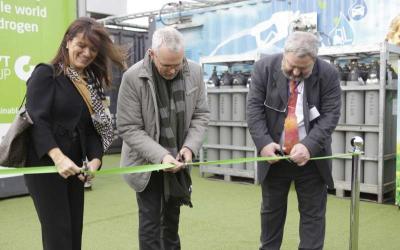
[{"x1": 0, "y1": 0, "x2": 76, "y2": 134}]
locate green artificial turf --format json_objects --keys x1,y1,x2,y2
[{"x1": 1, "y1": 154, "x2": 400, "y2": 249}]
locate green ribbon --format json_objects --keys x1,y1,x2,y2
[{"x1": 0, "y1": 152, "x2": 358, "y2": 176}]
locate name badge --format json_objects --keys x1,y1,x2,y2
[{"x1": 309, "y1": 106, "x2": 320, "y2": 121}]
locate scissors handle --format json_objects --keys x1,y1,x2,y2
[{"x1": 82, "y1": 161, "x2": 89, "y2": 181}]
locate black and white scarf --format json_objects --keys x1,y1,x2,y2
[{"x1": 65, "y1": 66, "x2": 114, "y2": 152}]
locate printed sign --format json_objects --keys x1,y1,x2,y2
[{"x1": 0, "y1": 0, "x2": 76, "y2": 127}]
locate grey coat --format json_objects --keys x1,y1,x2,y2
[
  {"x1": 246, "y1": 53, "x2": 341, "y2": 188},
  {"x1": 117, "y1": 52, "x2": 210, "y2": 192}
]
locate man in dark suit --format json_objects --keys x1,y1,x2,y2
[{"x1": 247, "y1": 31, "x2": 341, "y2": 250}]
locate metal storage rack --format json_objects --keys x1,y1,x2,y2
[
  {"x1": 319, "y1": 42, "x2": 400, "y2": 203},
  {"x1": 199, "y1": 53, "x2": 260, "y2": 184},
  {"x1": 199, "y1": 43, "x2": 399, "y2": 201}
]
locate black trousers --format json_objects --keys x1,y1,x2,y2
[
  {"x1": 136, "y1": 171, "x2": 181, "y2": 250},
  {"x1": 25, "y1": 135, "x2": 84, "y2": 250},
  {"x1": 260, "y1": 161, "x2": 327, "y2": 250},
  {"x1": 24, "y1": 174, "x2": 84, "y2": 250}
]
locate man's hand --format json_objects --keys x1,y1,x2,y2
[
  {"x1": 162, "y1": 154, "x2": 184, "y2": 173},
  {"x1": 289, "y1": 143, "x2": 310, "y2": 166},
  {"x1": 260, "y1": 142, "x2": 282, "y2": 164},
  {"x1": 177, "y1": 146, "x2": 193, "y2": 163}
]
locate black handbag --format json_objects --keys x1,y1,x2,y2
[{"x1": 0, "y1": 100, "x2": 33, "y2": 167}]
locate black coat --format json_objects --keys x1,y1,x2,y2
[
  {"x1": 25, "y1": 64, "x2": 103, "y2": 167},
  {"x1": 246, "y1": 54, "x2": 341, "y2": 188}
]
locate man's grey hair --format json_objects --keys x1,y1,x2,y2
[
  {"x1": 151, "y1": 26, "x2": 185, "y2": 53},
  {"x1": 284, "y1": 31, "x2": 319, "y2": 59}
]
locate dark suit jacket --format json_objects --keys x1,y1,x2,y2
[
  {"x1": 246, "y1": 54, "x2": 341, "y2": 188},
  {"x1": 25, "y1": 64, "x2": 103, "y2": 167}
]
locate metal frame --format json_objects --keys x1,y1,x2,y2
[
  {"x1": 97, "y1": 0, "x2": 248, "y2": 28},
  {"x1": 200, "y1": 53, "x2": 262, "y2": 65},
  {"x1": 320, "y1": 42, "x2": 400, "y2": 203},
  {"x1": 200, "y1": 43, "x2": 399, "y2": 197},
  {"x1": 199, "y1": 54, "x2": 259, "y2": 183}
]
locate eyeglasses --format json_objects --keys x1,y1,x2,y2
[
  {"x1": 283, "y1": 55, "x2": 314, "y2": 75},
  {"x1": 154, "y1": 53, "x2": 183, "y2": 70},
  {"x1": 264, "y1": 99, "x2": 287, "y2": 113}
]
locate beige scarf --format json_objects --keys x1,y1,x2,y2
[{"x1": 70, "y1": 76, "x2": 94, "y2": 114}]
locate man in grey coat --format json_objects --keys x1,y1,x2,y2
[
  {"x1": 247, "y1": 31, "x2": 341, "y2": 250},
  {"x1": 117, "y1": 27, "x2": 209, "y2": 249}
]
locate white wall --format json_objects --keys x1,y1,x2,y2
[{"x1": 87, "y1": 0, "x2": 127, "y2": 16}]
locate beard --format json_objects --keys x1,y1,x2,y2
[{"x1": 281, "y1": 62, "x2": 312, "y2": 82}]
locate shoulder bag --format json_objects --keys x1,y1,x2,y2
[{"x1": 0, "y1": 63, "x2": 54, "y2": 167}]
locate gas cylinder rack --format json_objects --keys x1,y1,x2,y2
[
  {"x1": 319, "y1": 42, "x2": 400, "y2": 203},
  {"x1": 199, "y1": 53, "x2": 260, "y2": 184}
]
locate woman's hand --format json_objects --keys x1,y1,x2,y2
[
  {"x1": 83, "y1": 158, "x2": 101, "y2": 182},
  {"x1": 48, "y1": 148, "x2": 81, "y2": 179}
]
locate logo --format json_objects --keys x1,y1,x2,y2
[
  {"x1": 14, "y1": 55, "x2": 35, "y2": 81},
  {"x1": 348, "y1": 0, "x2": 367, "y2": 21}
]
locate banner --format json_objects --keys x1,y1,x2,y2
[{"x1": 0, "y1": 0, "x2": 76, "y2": 135}]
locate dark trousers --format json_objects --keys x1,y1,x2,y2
[
  {"x1": 25, "y1": 174, "x2": 84, "y2": 250},
  {"x1": 260, "y1": 161, "x2": 327, "y2": 250},
  {"x1": 136, "y1": 171, "x2": 181, "y2": 250}
]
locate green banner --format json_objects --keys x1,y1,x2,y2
[{"x1": 0, "y1": 0, "x2": 76, "y2": 126}]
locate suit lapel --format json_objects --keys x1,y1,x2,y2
[
  {"x1": 303, "y1": 60, "x2": 319, "y2": 132},
  {"x1": 272, "y1": 59, "x2": 288, "y2": 106}
]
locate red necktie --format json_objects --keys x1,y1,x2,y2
[{"x1": 283, "y1": 80, "x2": 299, "y2": 154}]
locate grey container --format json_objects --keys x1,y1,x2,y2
[
  {"x1": 208, "y1": 90, "x2": 219, "y2": 121},
  {"x1": 219, "y1": 82, "x2": 232, "y2": 169},
  {"x1": 207, "y1": 126, "x2": 220, "y2": 165},
  {"x1": 219, "y1": 90, "x2": 232, "y2": 121},
  {"x1": 363, "y1": 132, "x2": 378, "y2": 185},
  {"x1": 339, "y1": 92, "x2": 346, "y2": 124},
  {"x1": 345, "y1": 80, "x2": 365, "y2": 124},
  {"x1": 231, "y1": 83, "x2": 247, "y2": 170},
  {"x1": 219, "y1": 126, "x2": 232, "y2": 168},
  {"x1": 207, "y1": 87, "x2": 220, "y2": 166},
  {"x1": 246, "y1": 128, "x2": 255, "y2": 171},
  {"x1": 338, "y1": 76, "x2": 346, "y2": 124},
  {"x1": 232, "y1": 127, "x2": 246, "y2": 170},
  {"x1": 331, "y1": 131, "x2": 345, "y2": 181},
  {"x1": 363, "y1": 75, "x2": 379, "y2": 185}
]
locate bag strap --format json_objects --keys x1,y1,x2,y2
[
  {"x1": 20, "y1": 63, "x2": 56, "y2": 110},
  {"x1": 18, "y1": 96, "x2": 26, "y2": 110},
  {"x1": 69, "y1": 78, "x2": 94, "y2": 114}
]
